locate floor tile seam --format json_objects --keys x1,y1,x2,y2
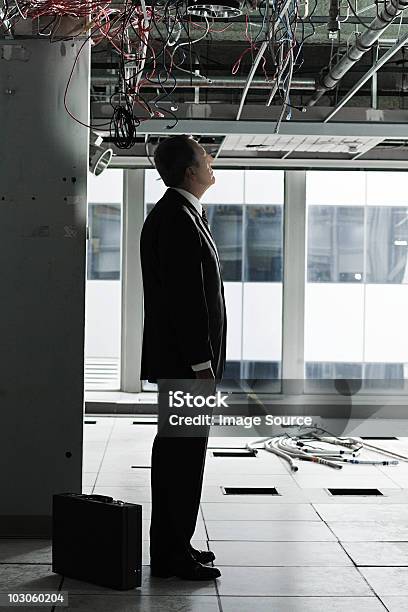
[
  {"x1": 216, "y1": 594, "x2": 390, "y2": 598},
  {"x1": 61, "y1": 594, "x2": 220, "y2": 597},
  {"x1": 91, "y1": 423, "x2": 118, "y2": 493},
  {"x1": 7, "y1": 562, "x2": 390, "y2": 568},
  {"x1": 312, "y1": 503, "x2": 384, "y2": 599},
  {"x1": 378, "y1": 595, "x2": 398, "y2": 612}
]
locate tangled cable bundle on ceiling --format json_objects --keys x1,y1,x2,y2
[
  {"x1": 0, "y1": 0, "x2": 317, "y2": 146},
  {"x1": 2, "y1": 0, "x2": 407, "y2": 142},
  {"x1": 246, "y1": 426, "x2": 408, "y2": 472}
]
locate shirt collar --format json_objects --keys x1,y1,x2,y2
[{"x1": 172, "y1": 187, "x2": 202, "y2": 216}]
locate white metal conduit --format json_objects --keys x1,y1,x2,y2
[
  {"x1": 308, "y1": 0, "x2": 408, "y2": 107},
  {"x1": 324, "y1": 32, "x2": 408, "y2": 122}
]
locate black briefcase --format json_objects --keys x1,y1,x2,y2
[{"x1": 52, "y1": 493, "x2": 142, "y2": 590}]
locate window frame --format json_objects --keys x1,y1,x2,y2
[
  {"x1": 120, "y1": 167, "x2": 408, "y2": 404},
  {"x1": 87, "y1": 201, "x2": 122, "y2": 281}
]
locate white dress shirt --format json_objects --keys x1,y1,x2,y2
[
  {"x1": 173, "y1": 187, "x2": 202, "y2": 216},
  {"x1": 172, "y1": 187, "x2": 211, "y2": 373}
]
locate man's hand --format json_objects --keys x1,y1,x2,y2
[{"x1": 195, "y1": 367, "x2": 215, "y2": 379}]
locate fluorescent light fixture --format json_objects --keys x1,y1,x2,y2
[{"x1": 187, "y1": 0, "x2": 242, "y2": 18}]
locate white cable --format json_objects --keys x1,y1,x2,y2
[
  {"x1": 266, "y1": 438, "x2": 299, "y2": 471},
  {"x1": 246, "y1": 428, "x2": 401, "y2": 471}
]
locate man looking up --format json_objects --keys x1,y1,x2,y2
[{"x1": 140, "y1": 135, "x2": 227, "y2": 580}]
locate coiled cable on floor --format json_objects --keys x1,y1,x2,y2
[
  {"x1": 269, "y1": 436, "x2": 342, "y2": 470},
  {"x1": 246, "y1": 427, "x2": 401, "y2": 471}
]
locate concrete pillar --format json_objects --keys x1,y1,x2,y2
[{"x1": 0, "y1": 38, "x2": 90, "y2": 535}]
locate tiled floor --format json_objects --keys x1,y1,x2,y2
[{"x1": 5, "y1": 416, "x2": 408, "y2": 610}]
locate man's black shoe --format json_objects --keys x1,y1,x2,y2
[
  {"x1": 150, "y1": 559, "x2": 221, "y2": 580},
  {"x1": 190, "y1": 548, "x2": 216, "y2": 564}
]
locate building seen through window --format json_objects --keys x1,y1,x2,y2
[{"x1": 305, "y1": 171, "x2": 408, "y2": 392}]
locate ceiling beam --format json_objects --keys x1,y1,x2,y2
[
  {"x1": 99, "y1": 119, "x2": 408, "y2": 139},
  {"x1": 110, "y1": 156, "x2": 408, "y2": 169}
]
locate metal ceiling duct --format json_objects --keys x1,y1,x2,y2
[
  {"x1": 308, "y1": 0, "x2": 408, "y2": 107},
  {"x1": 324, "y1": 31, "x2": 408, "y2": 122}
]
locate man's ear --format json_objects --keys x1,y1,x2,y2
[{"x1": 185, "y1": 166, "x2": 195, "y2": 180}]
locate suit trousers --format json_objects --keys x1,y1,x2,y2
[{"x1": 149, "y1": 378, "x2": 213, "y2": 565}]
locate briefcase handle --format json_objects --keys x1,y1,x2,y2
[{"x1": 70, "y1": 493, "x2": 114, "y2": 504}]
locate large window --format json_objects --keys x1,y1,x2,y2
[
  {"x1": 84, "y1": 167, "x2": 408, "y2": 397},
  {"x1": 85, "y1": 169, "x2": 123, "y2": 390},
  {"x1": 245, "y1": 205, "x2": 283, "y2": 282},
  {"x1": 144, "y1": 169, "x2": 285, "y2": 390},
  {"x1": 207, "y1": 205, "x2": 242, "y2": 281},
  {"x1": 87, "y1": 204, "x2": 121, "y2": 280},
  {"x1": 308, "y1": 206, "x2": 364, "y2": 283},
  {"x1": 305, "y1": 171, "x2": 408, "y2": 392}
]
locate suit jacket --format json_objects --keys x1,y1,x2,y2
[{"x1": 140, "y1": 188, "x2": 227, "y2": 382}]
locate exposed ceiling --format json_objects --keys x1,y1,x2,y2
[
  {"x1": 91, "y1": 0, "x2": 408, "y2": 110},
  {"x1": 5, "y1": 0, "x2": 408, "y2": 166},
  {"x1": 88, "y1": 0, "x2": 408, "y2": 166}
]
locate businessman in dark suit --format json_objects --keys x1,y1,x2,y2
[{"x1": 140, "y1": 135, "x2": 227, "y2": 580}]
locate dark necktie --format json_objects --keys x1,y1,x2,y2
[
  {"x1": 201, "y1": 206, "x2": 210, "y2": 229},
  {"x1": 201, "y1": 205, "x2": 220, "y2": 266}
]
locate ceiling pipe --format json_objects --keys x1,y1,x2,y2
[
  {"x1": 109, "y1": 156, "x2": 408, "y2": 170},
  {"x1": 324, "y1": 32, "x2": 408, "y2": 122},
  {"x1": 307, "y1": 0, "x2": 408, "y2": 107},
  {"x1": 91, "y1": 75, "x2": 316, "y2": 90}
]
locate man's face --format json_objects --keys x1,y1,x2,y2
[{"x1": 190, "y1": 141, "x2": 215, "y2": 189}]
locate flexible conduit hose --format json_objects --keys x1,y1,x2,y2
[
  {"x1": 246, "y1": 437, "x2": 299, "y2": 471},
  {"x1": 313, "y1": 434, "x2": 408, "y2": 463},
  {"x1": 271, "y1": 437, "x2": 342, "y2": 469},
  {"x1": 247, "y1": 428, "x2": 402, "y2": 471}
]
